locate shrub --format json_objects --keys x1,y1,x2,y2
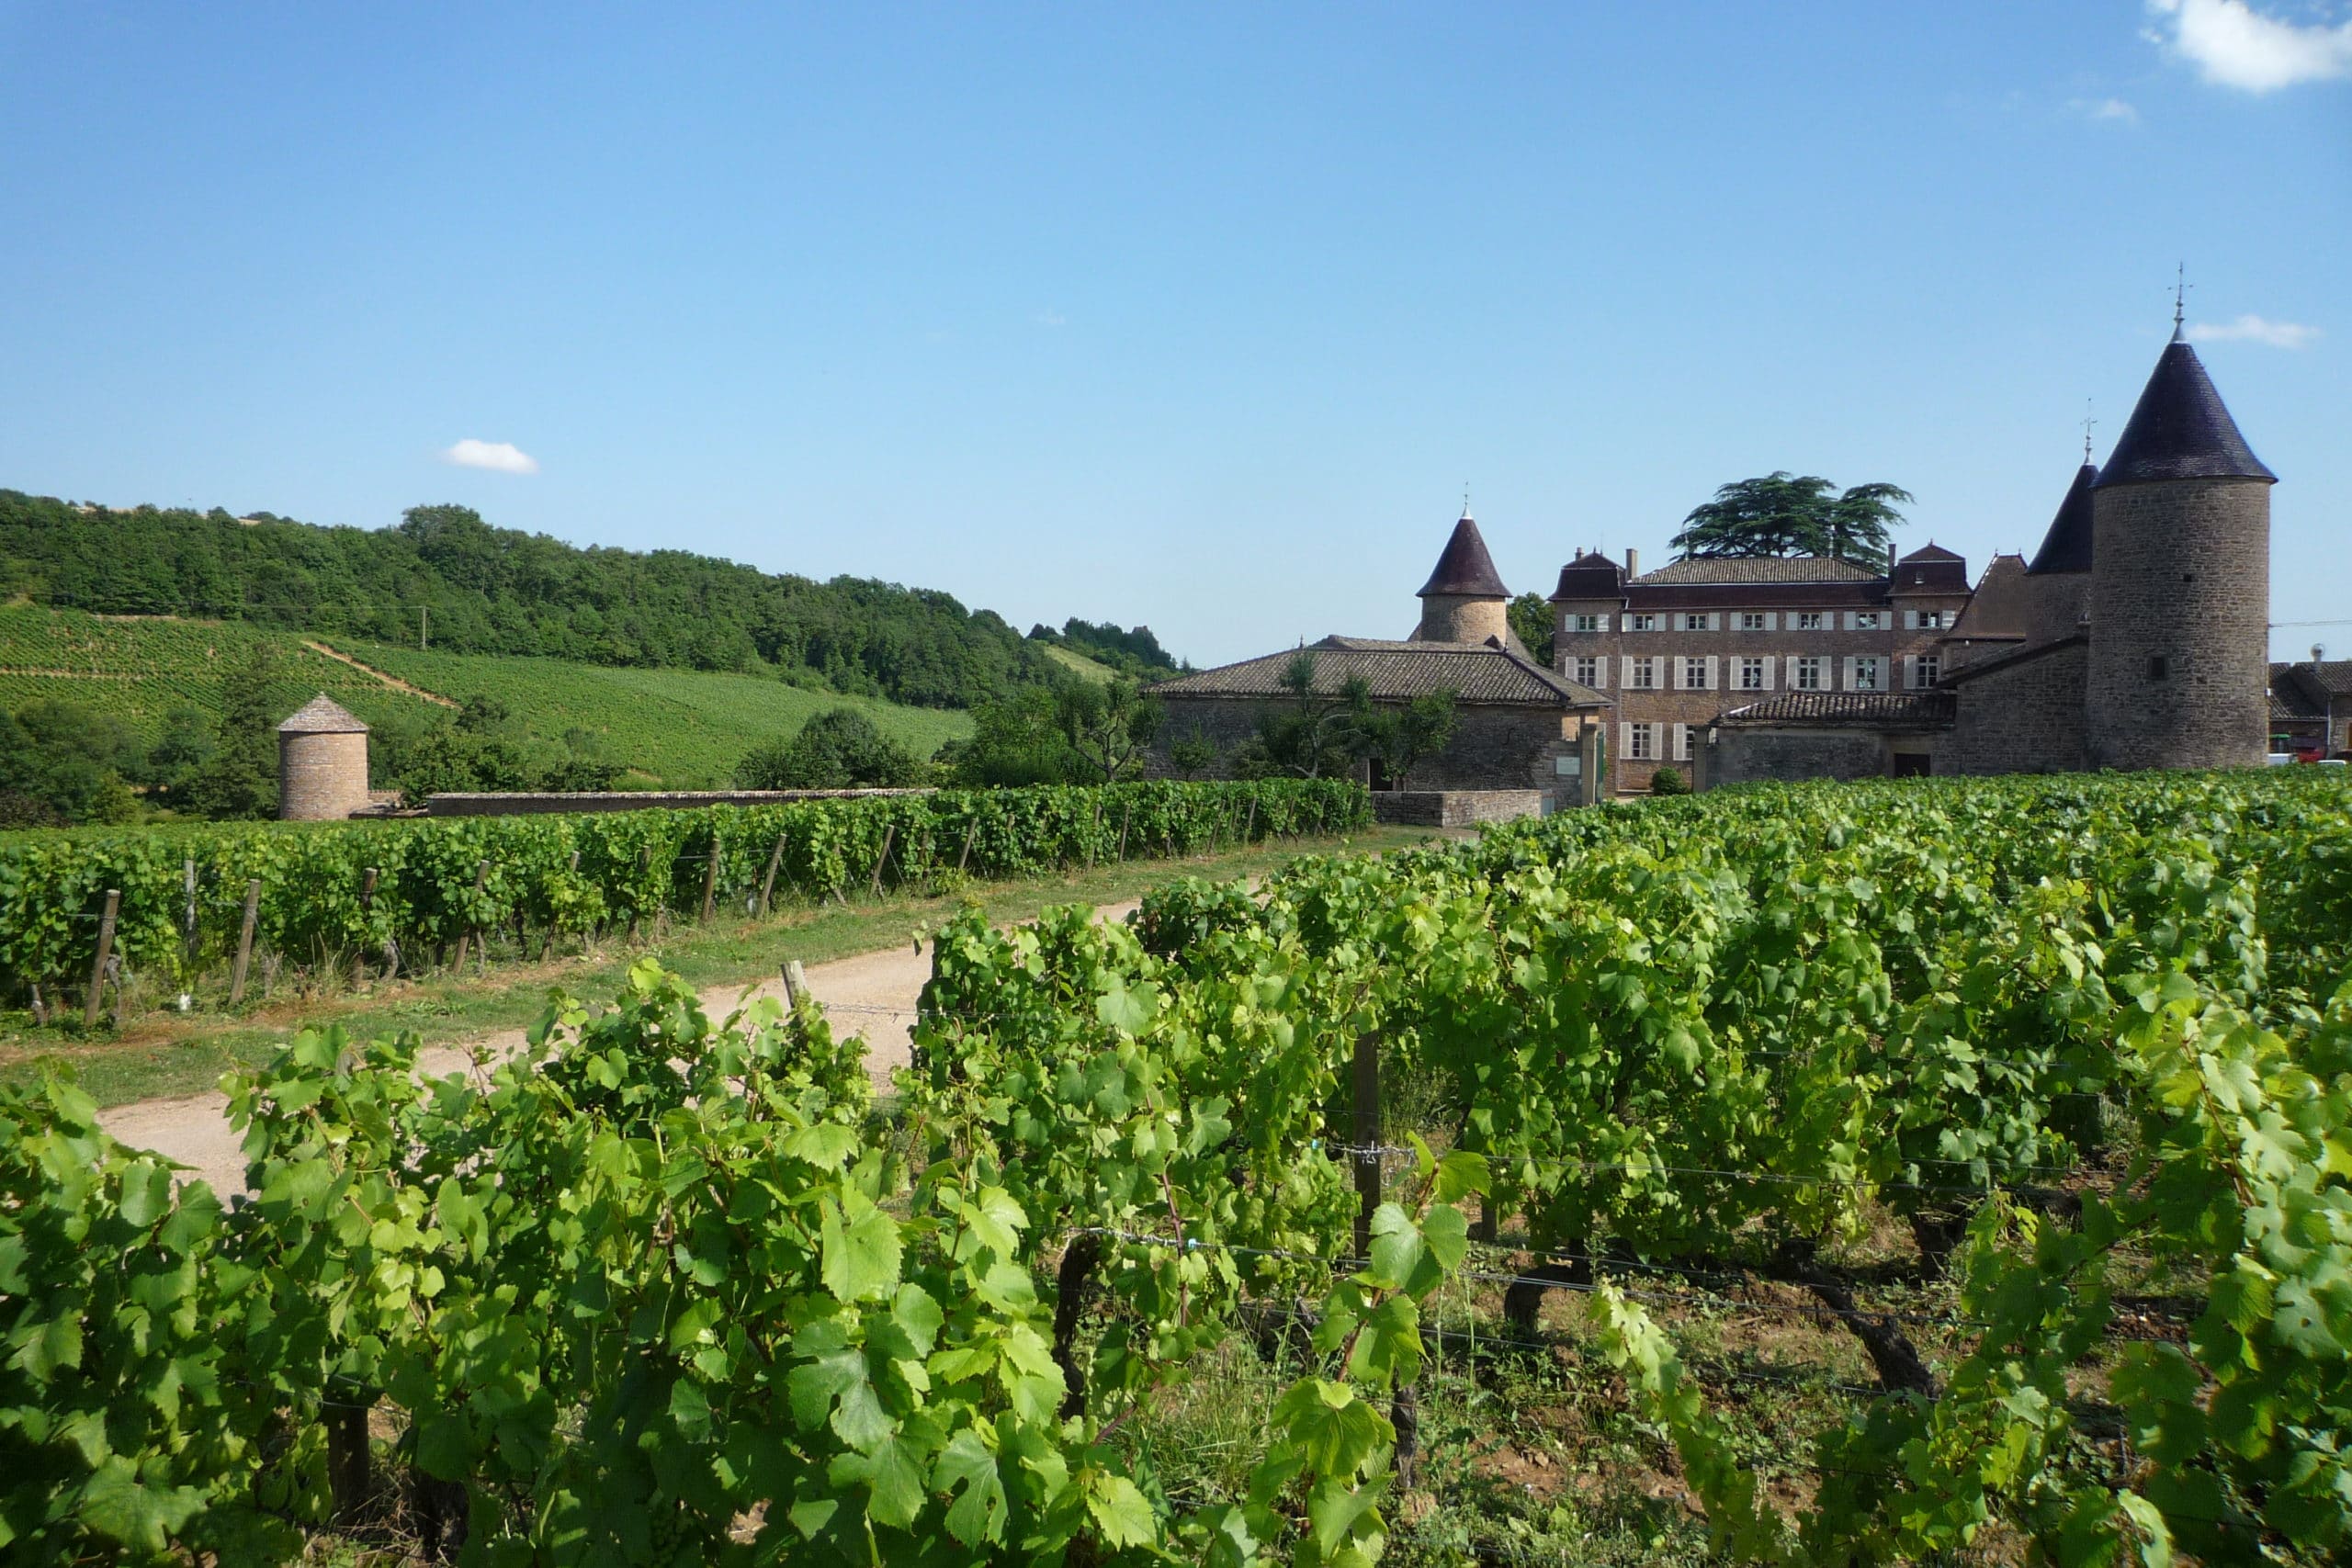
[{"x1": 1648, "y1": 765, "x2": 1690, "y2": 795}]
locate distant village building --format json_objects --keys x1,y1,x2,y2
[
  {"x1": 277, "y1": 694, "x2": 373, "y2": 820},
  {"x1": 1147, "y1": 513, "x2": 1611, "y2": 811},
  {"x1": 2269, "y1": 660, "x2": 2351, "y2": 757}
]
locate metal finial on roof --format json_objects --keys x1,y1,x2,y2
[
  {"x1": 2172, "y1": 262, "x2": 2191, "y2": 342},
  {"x1": 2082, "y1": 399, "x2": 2097, "y2": 463},
  {"x1": 1462, "y1": 482, "x2": 1472, "y2": 520}
]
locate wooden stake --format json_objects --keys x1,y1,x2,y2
[
  {"x1": 869, "y1": 823, "x2": 896, "y2": 897},
  {"x1": 1116, "y1": 804, "x2": 1132, "y2": 862},
  {"x1": 229, "y1": 879, "x2": 262, "y2": 1005},
  {"x1": 780, "y1": 958, "x2": 807, "y2": 1010},
  {"x1": 758, "y1": 833, "x2": 786, "y2": 915},
  {"x1": 359, "y1": 866, "x2": 379, "y2": 913},
  {"x1": 700, "y1": 833, "x2": 722, "y2": 922},
  {"x1": 182, "y1": 858, "x2": 198, "y2": 970},
  {"x1": 1351, "y1": 1032, "x2": 1381, "y2": 1260},
  {"x1": 28, "y1": 981, "x2": 47, "y2": 1029},
  {"x1": 452, "y1": 860, "x2": 490, "y2": 970},
  {"x1": 85, "y1": 889, "x2": 119, "y2": 1027},
  {"x1": 628, "y1": 845, "x2": 651, "y2": 940},
  {"x1": 1243, "y1": 796, "x2": 1257, "y2": 844},
  {"x1": 956, "y1": 818, "x2": 978, "y2": 875}
]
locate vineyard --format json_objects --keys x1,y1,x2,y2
[
  {"x1": 0, "y1": 780, "x2": 1368, "y2": 1029},
  {"x1": 6, "y1": 767, "x2": 2352, "y2": 1563}
]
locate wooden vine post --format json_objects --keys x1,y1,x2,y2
[
  {"x1": 1351, "y1": 1031, "x2": 1382, "y2": 1259},
  {"x1": 85, "y1": 889, "x2": 119, "y2": 1027},
  {"x1": 451, "y1": 860, "x2": 491, "y2": 971},
  {"x1": 182, "y1": 858, "x2": 199, "y2": 971},
  {"x1": 869, "y1": 823, "x2": 896, "y2": 898},
  {"x1": 228, "y1": 878, "x2": 263, "y2": 1005},
  {"x1": 956, "y1": 818, "x2": 978, "y2": 876},
  {"x1": 326, "y1": 1393, "x2": 372, "y2": 1524},
  {"x1": 699, "y1": 832, "x2": 722, "y2": 922},
  {"x1": 1116, "y1": 803, "x2": 1132, "y2": 862},
  {"x1": 758, "y1": 833, "x2": 787, "y2": 915}
]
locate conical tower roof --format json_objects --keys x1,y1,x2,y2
[
  {"x1": 1416, "y1": 512, "x2": 1510, "y2": 599},
  {"x1": 2093, "y1": 337, "x2": 2276, "y2": 489},
  {"x1": 277, "y1": 694, "x2": 369, "y2": 734},
  {"x1": 2026, "y1": 461, "x2": 2099, "y2": 574}
]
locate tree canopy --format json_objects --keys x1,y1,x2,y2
[
  {"x1": 733, "y1": 707, "x2": 922, "y2": 791},
  {"x1": 1668, "y1": 473, "x2": 1915, "y2": 567},
  {"x1": 0, "y1": 491, "x2": 1179, "y2": 711}
]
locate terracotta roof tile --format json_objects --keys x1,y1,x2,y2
[
  {"x1": 1714, "y1": 691, "x2": 1956, "y2": 728},
  {"x1": 1152, "y1": 635, "x2": 1605, "y2": 707},
  {"x1": 1634, "y1": 557, "x2": 1881, "y2": 586}
]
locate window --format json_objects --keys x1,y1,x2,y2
[
  {"x1": 1739, "y1": 612, "x2": 1768, "y2": 632},
  {"x1": 1853, "y1": 657, "x2": 1882, "y2": 691},
  {"x1": 1739, "y1": 657, "x2": 1766, "y2": 691},
  {"x1": 1854, "y1": 611, "x2": 1883, "y2": 631},
  {"x1": 1573, "y1": 656, "x2": 1600, "y2": 687},
  {"x1": 1795, "y1": 657, "x2": 1824, "y2": 691},
  {"x1": 1682, "y1": 657, "x2": 1709, "y2": 690},
  {"x1": 1917, "y1": 609, "x2": 1945, "y2": 629},
  {"x1": 1627, "y1": 723, "x2": 1655, "y2": 761},
  {"x1": 1630, "y1": 657, "x2": 1657, "y2": 690},
  {"x1": 1796, "y1": 612, "x2": 1825, "y2": 630},
  {"x1": 2148, "y1": 656, "x2": 2169, "y2": 680},
  {"x1": 1915, "y1": 653, "x2": 1940, "y2": 687},
  {"x1": 1572, "y1": 614, "x2": 1601, "y2": 633},
  {"x1": 1682, "y1": 613, "x2": 1712, "y2": 631},
  {"x1": 1630, "y1": 613, "x2": 1658, "y2": 632}
]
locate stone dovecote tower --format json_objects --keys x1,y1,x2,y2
[
  {"x1": 277, "y1": 694, "x2": 372, "y2": 820},
  {"x1": 1414, "y1": 509, "x2": 1511, "y2": 644},
  {"x1": 2085, "y1": 328, "x2": 2276, "y2": 771}
]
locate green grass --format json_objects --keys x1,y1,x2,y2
[
  {"x1": 0, "y1": 825, "x2": 1441, "y2": 1108},
  {"x1": 0, "y1": 604, "x2": 447, "y2": 736},
  {"x1": 0, "y1": 604, "x2": 972, "y2": 787},
  {"x1": 1040, "y1": 643, "x2": 1118, "y2": 683},
  {"x1": 322, "y1": 639, "x2": 971, "y2": 786}
]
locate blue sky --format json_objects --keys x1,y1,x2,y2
[{"x1": 1, "y1": 2, "x2": 2345, "y2": 667}]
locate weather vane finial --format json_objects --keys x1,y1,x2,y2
[
  {"x1": 2172, "y1": 263, "x2": 2192, "y2": 340},
  {"x1": 1463, "y1": 482, "x2": 1471, "y2": 518},
  {"x1": 2083, "y1": 399, "x2": 2097, "y2": 464}
]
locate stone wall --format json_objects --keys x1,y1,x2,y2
[
  {"x1": 1148, "y1": 695, "x2": 1583, "y2": 800},
  {"x1": 423, "y1": 787, "x2": 936, "y2": 818},
  {"x1": 1415, "y1": 593, "x2": 1510, "y2": 645},
  {"x1": 1706, "y1": 728, "x2": 1894, "y2": 788},
  {"x1": 279, "y1": 730, "x2": 372, "y2": 821},
  {"x1": 1372, "y1": 790, "x2": 1544, "y2": 827},
  {"x1": 2086, "y1": 477, "x2": 2270, "y2": 771},
  {"x1": 1942, "y1": 641, "x2": 2089, "y2": 776}
]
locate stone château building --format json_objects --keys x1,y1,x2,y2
[{"x1": 1147, "y1": 513, "x2": 1611, "y2": 808}]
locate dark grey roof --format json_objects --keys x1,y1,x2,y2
[
  {"x1": 2273, "y1": 660, "x2": 2352, "y2": 705},
  {"x1": 1549, "y1": 553, "x2": 1627, "y2": 602},
  {"x1": 2268, "y1": 672, "x2": 2327, "y2": 722},
  {"x1": 1152, "y1": 634, "x2": 1606, "y2": 707},
  {"x1": 1939, "y1": 634, "x2": 2089, "y2": 686},
  {"x1": 2027, "y1": 462, "x2": 2098, "y2": 575},
  {"x1": 2094, "y1": 339, "x2": 2276, "y2": 489},
  {"x1": 1714, "y1": 691, "x2": 1956, "y2": 729},
  {"x1": 277, "y1": 694, "x2": 368, "y2": 734},
  {"x1": 1635, "y1": 557, "x2": 1880, "y2": 586},
  {"x1": 1417, "y1": 514, "x2": 1510, "y2": 598}
]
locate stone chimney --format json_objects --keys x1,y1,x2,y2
[{"x1": 1625, "y1": 547, "x2": 1641, "y2": 580}]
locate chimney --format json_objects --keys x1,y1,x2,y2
[
  {"x1": 1573, "y1": 547, "x2": 1584, "y2": 560},
  {"x1": 1625, "y1": 547, "x2": 1641, "y2": 579},
  {"x1": 1886, "y1": 542, "x2": 1898, "y2": 577}
]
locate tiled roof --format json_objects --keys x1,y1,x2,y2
[
  {"x1": 1714, "y1": 691, "x2": 1956, "y2": 729},
  {"x1": 1550, "y1": 554, "x2": 1626, "y2": 602},
  {"x1": 277, "y1": 694, "x2": 368, "y2": 734},
  {"x1": 2095, "y1": 338, "x2": 2276, "y2": 488},
  {"x1": 1634, "y1": 556, "x2": 1881, "y2": 586},
  {"x1": 1152, "y1": 635, "x2": 1606, "y2": 707},
  {"x1": 1627, "y1": 581, "x2": 1894, "y2": 610},
  {"x1": 1416, "y1": 514, "x2": 1510, "y2": 598},
  {"x1": 1940, "y1": 634, "x2": 2088, "y2": 686},
  {"x1": 1901, "y1": 543, "x2": 1963, "y2": 562},
  {"x1": 2027, "y1": 462, "x2": 2098, "y2": 575},
  {"x1": 2270, "y1": 684, "x2": 2326, "y2": 722}
]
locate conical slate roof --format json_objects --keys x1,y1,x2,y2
[
  {"x1": 2093, "y1": 338, "x2": 2276, "y2": 489},
  {"x1": 1416, "y1": 513, "x2": 1510, "y2": 599},
  {"x1": 277, "y1": 694, "x2": 369, "y2": 734},
  {"x1": 2027, "y1": 461, "x2": 2098, "y2": 575}
]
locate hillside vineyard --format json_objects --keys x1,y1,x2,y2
[{"x1": 6, "y1": 768, "x2": 2349, "y2": 1562}]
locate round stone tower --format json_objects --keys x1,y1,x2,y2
[
  {"x1": 1414, "y1": 509, "x2": 1511, "y2": 644},
  {"x1": 277, "y1": 694, "x2": 373, "y2": 820},
  {"x1": 2084, "y1": 328, "x2": 2276, "y2": 772}
]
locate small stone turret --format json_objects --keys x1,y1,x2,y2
[
  {"x1": 2085, "y1": 331, "x2": 2275, "y2": 771},
  {"x1": 1414, "y1": 510, "x2": 1511, "y2": 645},
  {"x1": 277, "y1": 694, "x2": 372, "y2": 820}
]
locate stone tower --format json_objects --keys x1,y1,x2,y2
[
  {"x1": 277, "y1": 694, "x2": 372, "y2": 820},
  {"x1": 2084, "y1": 328, "x2": 2276, "y2": 772},
  {"x1": 1414, "y1": 509, "x2": 1511, "y2": 644}
]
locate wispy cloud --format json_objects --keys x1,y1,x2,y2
[
  {"x1": 1033, "y1": 309, "x2": 1067, "y2": 328},
  {"x1": 2146, "y1": 0, "x2": 2352, "y2": 91},
  {"x1": 2067, "y1": 95, "x2": 2142, "y2": 123},
  {"x1": 2188, "y1": 313, "x2": 2323, "y2": 348},
  {"x1": 439, "y1": 438, "x2": 539, "y2": 474}
]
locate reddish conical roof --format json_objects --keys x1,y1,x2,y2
[
  {"x1": 1415, "y1": 513, "x2": 1510, "y2": 599},
  {"x1": 2093, "y1": 338, "x2": 2275, "y2": 489},
  {"x1": 2027, "y1": 461, "x2": 2098, "y2": 575}
]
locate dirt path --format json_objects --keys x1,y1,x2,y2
[
  {"x1": 96, "y1": 898, "x2": 1143, "y2": 1196},
  {"x1": 300, "y1": 639, "x2": 459, "y2": 706}
]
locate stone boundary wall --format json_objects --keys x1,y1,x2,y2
[
  {"x1": 1371, "y1": 789, "x2": 1544, "y2": 828},
  {"x1": 421, "y1": 787, "x2": 937, "y2": 818}
]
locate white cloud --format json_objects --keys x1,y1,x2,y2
[
  {"x1": 2068, "y1": 95, "x2": 2143, "y2": 122},
  {"x1": 2188, "y1": 312, "x2": 2324, "y2": 347},
  {"x1": 1033, "y1": 309, "x2": 1067, "y2": 328},
  {"x1": 439, "y1": 438, "x2": 539, "y2": 474},
  {"x1": 2146, "y1": 0, "x2": 2352, "y2": 91}
]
